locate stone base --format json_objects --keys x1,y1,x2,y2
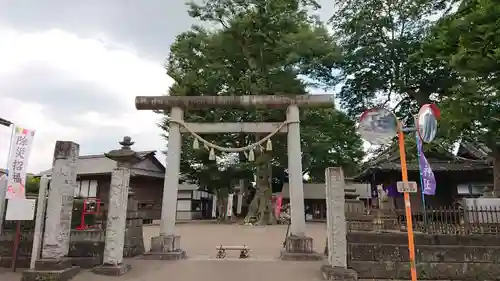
[
  {"x1": 92, "y1": 263, "x2": 131, "y2": 276},
  {"x1": 280, "y1": 250, "x2": 324, "y2": 261},
  {"x1": 68, "y1": 257, "x2": 101, "y2": 269},
  {"x1": 141, "y1": 250, "x2": 187, "y2": 260},
  {"x1": 320, "y1": 265, "x2": 358, "y2": 280},
  {"x1": 21, "y1": 266, "x2": 81, "y2": 281},
  {"x1": 150, "y1": 234, "x2": 182, "y2": 252},
  {"x1": 139, "y1": 234, "x2": 187, "y2": 260},
  {"x1": 34, "y1": 258, "x2": 74, "y2": 270},
  {"x1": 280, "y1": 235, "x2": 323, "y2": 261}
]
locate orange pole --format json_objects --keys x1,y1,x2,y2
[{"x1": 397, "y1": 122, "x2": 418, "y2": 281}]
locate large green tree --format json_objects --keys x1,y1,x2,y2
[
  {"x1": 331, "y1": 0, "x2": 458, "y2": 118},
  {"x1": 162, "y1": 0, "x2": 364, "y2": 224},
  {"x1": 427, "y1": 0, "x2": 500, "y2": 193}
]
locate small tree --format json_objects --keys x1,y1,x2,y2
[{"x1": 25, "y1": 176, "x2": 40, "y2": 194}]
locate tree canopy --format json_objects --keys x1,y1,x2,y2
[
  {"x1": 426, "y1": 0, "x2": 500, "y2": 192},
  {"x1": 332, "y1": 0, "x2": 499, "y2": 192},
  {"x1": 161, "y1": 0, "x2": 365, "y2": 222},
  {"x1": 331, "y1": 0, "x2": 458, "y2": 118}
]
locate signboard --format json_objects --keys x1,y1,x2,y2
[
  {"x1": 5, "y1": 198, "x2": 36, "y2": 221},
  {"x1": 397, "y1": 181, "x2": 418, "y2": 193},
  {"x1": 6, "y1": 126, "x2": 36, "y2": 199}
]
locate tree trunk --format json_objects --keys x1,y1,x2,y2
[
  {"x1": 244, "y1": 150, "x2": 277, "y2": 225},
  {"x1": 216, "y1": 190, "x2": 228, "y2": 222},
  {"x1": 493, "y1": 154, "x2": 500, "y2": 197},
  {"x1": 245, "y1": 189, "x2": 260, "y2": 223}
]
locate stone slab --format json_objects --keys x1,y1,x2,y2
[
  {"x1": 21, "y1": 266, "x2": 80, "y2": 281},
  {"x1": 325, "y1": 167, "x2": 347, "y2": 268},
  {"x1": 280, "y1": 250, "x2": 324, "y2": 261},
  {"x1": 42, "y1": 141, "x2": 79, "y2": 260},
  {"x1": 321, "y1": 265, "x2": 358, "y2": 280},
  {"x1": 141, "y1": 250, "x2": 187, "y2": 260},
  {"x1": 92, "y1": 263, "x2": 131, "y2": 276},
  {"x1": 35, "y1": 258, "x2": 73, "y2": 270}
]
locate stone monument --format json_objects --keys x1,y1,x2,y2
[
  {"x1": 136, "y1": 95, "x2": 332, "y2": 259},
  {"x1": 22, "y1": 141, "x2": 81, "y2": 281},
  {"x1": 92, "y1": 136, "x2": 143, "y2": 276},
  {"x1": 321, "y1": 167, "x2": 358, "y2": 280}
]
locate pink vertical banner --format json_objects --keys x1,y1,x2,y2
[{"x1": 275, "y1": 193, "x2": 283, "y2": 218}]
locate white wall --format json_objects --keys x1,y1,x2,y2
[{"x1": 281, "y1": 182, "x2": 371, "y2": 200}]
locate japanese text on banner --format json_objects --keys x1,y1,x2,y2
[{"x1": 6, "y1": 126, "x2": 35, "y2": 199}]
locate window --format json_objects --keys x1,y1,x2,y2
[
  {"x1": 75, "y1": 180, "x2": 98, "y2": 198},
  {"x1": 191, "y1": 201, "x2": 201, "y2": 212}
]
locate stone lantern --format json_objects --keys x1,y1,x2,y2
[{"x1": 92, "y1": 136, "x2": 143, "y2": 276}]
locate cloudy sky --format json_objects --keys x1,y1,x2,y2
[{"x1": 0, "y1": 0, "x2": 335, "y2": 173}]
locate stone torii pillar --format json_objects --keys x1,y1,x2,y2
[
  {"x1": 143, "y1": 106, "x2": 187, "y2": 260},
  {"x1": 93, "y1": 136, "x2": 143, "y2": 276},
  {"x1": 135, "y1": 94, "x2": 333, "y2": 259}
]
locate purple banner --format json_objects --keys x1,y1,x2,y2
[{"x1": 416, "y1": 137, "x2": 436, "y2": 195}]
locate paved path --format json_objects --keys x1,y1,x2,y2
[{"x1": 1, "y1": 223, "x2": 329, "y2": 281}]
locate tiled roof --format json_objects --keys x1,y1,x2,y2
[
  {"x1": 373, "y1": 159, "x2": 491, "y2": 172},
  {"x1": 37, "y1": 150, "x2": 165, "y2": 178},
  {"x1": 353, "y1": 142, "x2": 491, "y2": 181}
]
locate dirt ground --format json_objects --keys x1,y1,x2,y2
[{"x1": 1, "y1": 222, "x2": 329, "y2": 281}]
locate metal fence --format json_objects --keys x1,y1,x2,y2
[{"x1": 347, "y1": 205, "x2": 500, "y2": 236}]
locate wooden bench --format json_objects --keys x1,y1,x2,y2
[{"x1": 216, "y1": 245, "x2": 250, "y2": 259}]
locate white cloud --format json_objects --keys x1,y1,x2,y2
[{"x1": 0, "y1": 27, "x2": 174, "y2": 173}]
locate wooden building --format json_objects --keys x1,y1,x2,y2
[
  {"x1": 353, "y1": 143, "x2": 493, "y2": 212},
  {"x1": 37, "y1": 151, "x2": 214, "y2": 221}
]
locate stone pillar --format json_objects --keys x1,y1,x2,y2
[
  {"x1": 212, "y1": 195, "x2": 217, "y2": 218},
  {"x1": 0, "y1": 175, "x2": 6, "y2": 236},
  {"x1": 281, "y1": 105, "x2": 321, "y2": 260},
  {"x1": 30, "y1": 176, "x2": 50, "y2": 269},
  {"x1": 143, "y1": 107, "x2": 186, "y2": 260},
  {"x1": 286, "y1": 105, "x2": 306, "y2": 235},
  {"x1": 22, "y1": 141, "x2": 81, "y2": 281},
  {"x1": 93, "y1": 136, "x2": 142, "y2": 276},
  {"x1": 321, "y1": 167, "x2": 358, "y2": 280}
]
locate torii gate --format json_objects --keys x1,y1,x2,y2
[{"x1": 136, "y1": 94, "x2": 332, "y2": 260}]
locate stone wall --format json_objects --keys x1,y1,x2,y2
[
  {"x1": 123, "y1": 197, "x2": 145, "y2": 257},
  {"x1": 68, "y1": 230, "x2": 105, "y2": 268},
  {"x1": 0, "y1": 197, "x2": 144, "y2": 269},
  {"x1": 347, "y1": 232, "x2": 500, "y2": 280},
  {"x1": 0, "y1": 229, "x2": 105, "y2": 269}
]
